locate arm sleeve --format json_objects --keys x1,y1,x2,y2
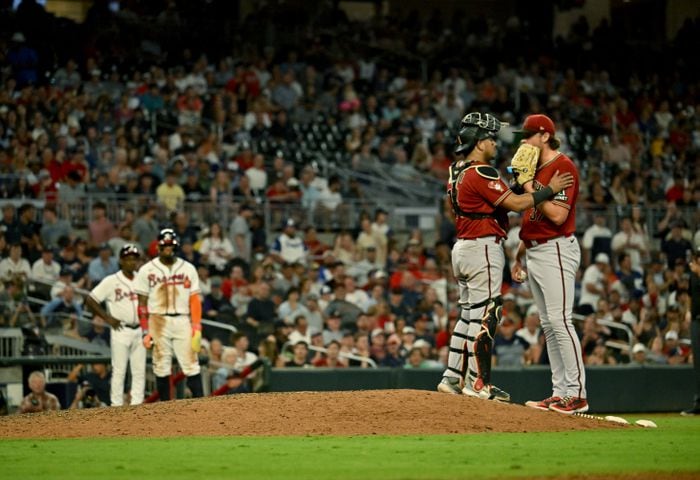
[
  {"x1": 270, "y1": 237, "x2": 282, "y2": 254},
  {"x1": 190, "y1": 294, "x2": 202, "y2": 325}
]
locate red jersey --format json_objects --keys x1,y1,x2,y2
[
  {"x1": 450, "y1": 163, "x2": 511, "y2": 239},
  {"x1": 520, "y1": 153, "x2": 579, "y2": 241}
]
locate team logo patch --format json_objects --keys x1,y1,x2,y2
[
  {"x1": 184, "y1": 278, "x2": 191, "y2": 289},
  {"x1": 488, "y1": 180, "x2": 504, "y2": 192}
]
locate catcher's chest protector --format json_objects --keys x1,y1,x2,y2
[{"x1": 448, "y1": 162, "x2": 497, "y2": 220}]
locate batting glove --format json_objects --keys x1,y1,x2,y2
[
  {"x1": 191, "y1": 326, "x2": 202, "y2": 353},
  {"x1": 142, "y1": 332, "x2": 154, "y2": 349}
]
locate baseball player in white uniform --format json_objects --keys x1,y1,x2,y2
[
  {"x1": 135, "y1": 228, "x2": 204, "y2": 401},
  {"x1": 85, "y1": 244, "x2": 146, "y2": 406}
]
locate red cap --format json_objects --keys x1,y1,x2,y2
[{"x1": 519, "y1": 114, "x2": 556, "y2": 135}]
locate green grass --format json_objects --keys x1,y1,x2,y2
[{"x1": 2, "y1": 415, "x2": 699, "y2": 479}]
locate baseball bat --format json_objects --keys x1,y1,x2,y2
[{"x1": 573, "y1": 412, "x2": 630, "y2": 425}]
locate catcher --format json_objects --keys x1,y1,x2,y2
[{"x1": 437, "y1": 112, "x2": 573, "y2": 401}]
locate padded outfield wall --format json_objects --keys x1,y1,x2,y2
[{"x1": 269, "y1": 365, "x2": 695, "y2": 413}]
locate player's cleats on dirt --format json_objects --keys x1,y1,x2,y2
[
  {"x1": 462, "y1": 377, "x2": 510, "y2": 402},
  {"x1": 525, "y1": 396, "x2": 562, "y2": 411},
  {"x1": 437, "y1": 376, "x2": 462, "y2": 395},
  {"x1": 548, "y1": 396, "x2": 589, "y2": 414}
]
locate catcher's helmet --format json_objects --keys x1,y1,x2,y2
[
  {"x1": 454, "y1": 112, "x2": 505, "y2": 155},
  {"x1": 119, "y1": 243, "x2": 140, "y2": 258},
  {"x1": 157, "y1": 228, "x2": 179, "y2": 249}
]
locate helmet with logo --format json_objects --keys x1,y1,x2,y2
[
  {"x1": 157, "y1": 228, "x2": 179, "y2": 250},
  {"x1": 119, "y1": 243, "x2": 140, "y2": 258},
  {"x1": 454, "y1": 112, "x2": 504, "y2": 155}
]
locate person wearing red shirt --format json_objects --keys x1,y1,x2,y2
[
  {"x1": 511, "y1": 114, "x2": 588, "y2": 415},
  {"x1": 437, "y1": 112, "x2": 573, "y2": 402}
]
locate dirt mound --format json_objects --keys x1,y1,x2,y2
[{"x1": 0, "y1": 390, "x2": 621, "y2": 439}]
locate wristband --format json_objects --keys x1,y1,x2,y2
[
  {"x1": 532, "y1": 186, "x2": 555, "y2": 206},
  {"x1": 138, "y1": 305, "x2": 149, "y2": 330}
]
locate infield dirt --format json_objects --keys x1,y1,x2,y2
[{"x1": 0, "y1": 389, "x2": 623, "y2": 438}]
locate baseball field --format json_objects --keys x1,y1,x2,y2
[{"x1": 1, "y1": 390, "x2": 699, "y2": 479}]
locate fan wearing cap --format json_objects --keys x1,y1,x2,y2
[
  {"x1": 270, "y1": 218, "x2": 308, "y2": 265},
  {"x1": 438, "y1": 112, "x2": 573, "y2": 402},
  {"x1": 510, "y1": 114, "x2": 588, "y2": 415},
  {"x1": 85, "y1": 244, "x2": 147, "y2": 406},
  {"x1": 134, "y1": 229, "x2": 204, "y2": 401}
]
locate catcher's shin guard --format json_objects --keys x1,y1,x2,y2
[
  {"x1": 186, "y1": 373, "x2": 204, "y2": 398},
  {"x1": 471, "y1": 296, "x2": 502, "y2": 387},
  {"x1": 445, "y1": 306, "x2": 470, "y2": 379},
  {"x1": 156, "y1": 375, "x2": 171, "y2": 401}
]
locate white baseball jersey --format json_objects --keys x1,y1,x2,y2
[
  {"x1": 271, "y1": 233, "x2": 307, "y2": 264},
  {"x1": 89, "y1": 271, "x2": 139, "y2": 325},
  {"x1": 89, "y1": 270, "x2": 146, "y2": 406},
  {"x1": 133, "y1": 257, "x2": 200, "y2": 314}
]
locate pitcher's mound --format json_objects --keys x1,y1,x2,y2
[{"x1": 0, "y1": 389, "x2": 620, "y2": 438}]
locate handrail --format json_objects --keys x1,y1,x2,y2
[
  {"x1": 26, "y1": 278, "x2": 235, "y2": 334},
  {"x1": 595, "y1": 319, "x2": 636, "y2": 354},
  {"x1": 307, "y1": 344, "x2": 377, "y2": 368}
]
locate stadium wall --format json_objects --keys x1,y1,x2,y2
[{"x1": 269, "y1": 365, "x2": 694, "y2": 413}]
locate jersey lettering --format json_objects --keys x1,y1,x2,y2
[
  {"x1": 147, "y1": 272, "x2": 192, "y2": 288},
  {"x1": 114, "y1": 288, "x2": 138, "y2": 302}
]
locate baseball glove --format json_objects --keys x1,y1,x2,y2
[{"x1": 510, "y1": 144, "x2": 540, "y2": 185}]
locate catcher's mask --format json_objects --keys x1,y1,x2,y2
[
  {"x1": 454, "y1": 112, "x2": 505, "y2": 155},
  {"x1": 157, "y1": 228, "x2": 179, "y2": 251}
]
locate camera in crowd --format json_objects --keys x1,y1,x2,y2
[{"x1": 81, "y1": 382, "x2": 99, "y2": 409}]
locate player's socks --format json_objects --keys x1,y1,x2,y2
[
  {"x1": 186, "y1": 373, "x2": 204, "y2": 398},
  {"x1": 156, "y1": 375, "x2": 171, "y2": 401}
]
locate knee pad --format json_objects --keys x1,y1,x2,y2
[{"x1": 483, "y1": 296, "x2": 503, "y2": 339}]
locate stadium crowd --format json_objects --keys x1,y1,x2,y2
[{"x1": 0, "y1": 1, "x2": 699, "y2": 403}]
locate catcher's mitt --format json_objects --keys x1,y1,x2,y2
[{"x1": 510, "y1": 143, "x2": 540, "y2": 185}]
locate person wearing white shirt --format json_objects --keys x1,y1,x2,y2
[
  {"x1": 516, "y1": 304, "x2": 542, "y2": 347},
  {"x1": 314, "y1": 175, "x2": 347, "y2": 231},
  {"x1": 245, "y1": 154, "x2": 268, "y2": 193},
  {"x1": 270, "y1": 219, "x2": 307, "y2": 265},
  {"x1": 199, "y1": 222, "x2": 234, "y2": 275},
  {"x1": 611, "y1": 217, "x2": 647, "y2": 273},
  {"x1": 231, "y1": 332, "x2": 258, "y2": 371},
  {"x1": 343, "y1": 276, "x2": 370, "y2": 312},
  {"x1": 287, "y1": 315, "x2": 313, "y2": 347},
  {"x1": 0, "y1": 243, "x2": 31, "y2": 283},
  {"x1": 581, "y1": 212, "x2": 612, "y2": 267},
  {"x1": 578, "y1": 253, "x2": 610, "y2": 314},
  {"x1": 31, "y1": 250, "x2": 61, "y2": 285}
]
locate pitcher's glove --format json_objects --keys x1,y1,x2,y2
[{"x1": 510, "y1": 144, "x2": 540, "y2": 186}]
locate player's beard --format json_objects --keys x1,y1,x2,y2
[{"x1": 159, "y1": 248, "x2": 176, "y2": 265}]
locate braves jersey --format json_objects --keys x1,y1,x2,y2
[
  {"x1": 520, "y1": 153, "x2": 579, "y2": 241},
  {"x1": 450, "y1": 163, "x2": 511, "y2": 239},
  {"x1": 271, "y1": 233, "x2": 307, "y2": 264},
  {"x1": 134, "y1": 258, "x2": 200, "y2": 315},
  {"x1": 89, "y1": 271, "x2": 139, "y2": 325}
]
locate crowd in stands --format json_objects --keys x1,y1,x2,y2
[{"x1": 0, "y1": 1, "x2": 699, "y2": 396}]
